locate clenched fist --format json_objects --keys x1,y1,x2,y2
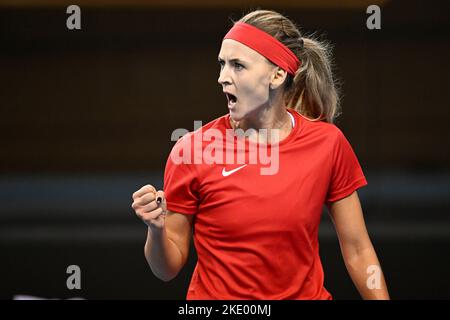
[{"x1": 132, "y1": 184, "x2": 167, "y2": 230}]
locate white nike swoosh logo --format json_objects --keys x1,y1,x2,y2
[{"x1": 222, "y1": 164, "x2": 248, "y2": 177}]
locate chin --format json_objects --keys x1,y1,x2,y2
[{"x1": 229, "y1": 112, "x2": 243, "y2": 122}]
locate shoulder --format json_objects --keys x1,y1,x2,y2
[{"x1": 291, "y1": 109, "x2": 343, "y2": 144}]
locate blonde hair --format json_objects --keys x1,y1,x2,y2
[{"x1": 235, "y1": 9, "x2": 341, "y2": 123}]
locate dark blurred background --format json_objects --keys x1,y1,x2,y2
[{"x1": 1, "y1": 0, "x2": 449, "y2": 299}]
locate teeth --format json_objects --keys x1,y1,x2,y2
[
  {"x1": 225, "y1": 92, "x2": 237, "y2": 106},
  {"x1": 228, "y1": 94, "x2": 237, "y2": 103}
]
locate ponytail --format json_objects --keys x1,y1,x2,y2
[{"x1": 286, "y1": 36, "x2": 341, "y2": 123}]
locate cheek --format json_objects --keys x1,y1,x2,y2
[{"x1": 241, "y1": 75, "x2": 270, "y2": 103}]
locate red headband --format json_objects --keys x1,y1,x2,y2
[{"x1": 223, "y1": 22, "x2": 301, "y2": 76}]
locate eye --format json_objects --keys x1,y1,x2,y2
[{"x1": 234, "y1": 63, "x2": 244, "y2": 70}]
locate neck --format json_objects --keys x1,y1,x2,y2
[
  {"x1": 232, "y1": 106, "x2": 289, "y2": 128},
  {"x1": 230, "y1": 104, "x2": 292, "y2": 144}
]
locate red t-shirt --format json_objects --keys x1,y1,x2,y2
[{"x1": 163, "y1": 108, "x2": 368, "y2": 300}]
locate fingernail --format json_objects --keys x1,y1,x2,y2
[{"x1": 156, "y1": 197, "x2": 162, "y2": 204}]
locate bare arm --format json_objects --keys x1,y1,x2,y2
[
  {"x1": 132, "y1": 185, "x2": 194, "y2": 282},
  {"x1": 144, "y1": 210, "x2": 193, "y2": 281},
  {"x1": 327, "y1": 191, "x2": 390, "y2": 299}
]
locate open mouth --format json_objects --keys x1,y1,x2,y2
[{"x1": 226, "y1": 93, "x2": 238, "y2": 106}]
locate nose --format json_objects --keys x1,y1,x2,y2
[{"x1": 218, "y1": 65, "x2": 231, "y2": 86}]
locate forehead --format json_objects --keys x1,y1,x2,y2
[{"x1": 218, "y1": 39, "x2": 266, "y2": 63}]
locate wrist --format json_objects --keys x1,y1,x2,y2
[{"x1": 148, "y1": 224, "x2": 164, "y2": 238}]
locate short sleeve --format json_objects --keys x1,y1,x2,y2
[
  {"x1": 163, "y1": 134, "x2": 200, "y2": 214},
  {"x1": 325, "y1": 129, "x2": 368, "y2": 204}
]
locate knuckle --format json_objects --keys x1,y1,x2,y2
[
  {"x1": 143, "y1": 205, "x2": 153, "y2": 213},
  {"x1": 151, "y1": 208, "x2": 162, "y2": 218},
  {"x1": 140, "y1": 193, "x2": 150, "y2": 202},
  {"x1": 142, "y1": 212, "x2": 154, "y2": 223},
  {"x1": 144, "y1": 193, "x2": 156, "y2": 204}
]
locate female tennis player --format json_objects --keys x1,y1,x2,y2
[{"x1": 132, "y1": 9, "x2": 389, "y2": 300}]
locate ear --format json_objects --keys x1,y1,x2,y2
[{"x1": 270, "y1": 67, "x2": 288, "y2": 90}]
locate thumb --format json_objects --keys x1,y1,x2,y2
[{"x1": 155, "y1": 190, "x2": 167, "y2": 214}]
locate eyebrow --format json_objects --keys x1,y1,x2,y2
[{"x1": 217, "y1": 57, "x2": 247, "y2": 64}]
